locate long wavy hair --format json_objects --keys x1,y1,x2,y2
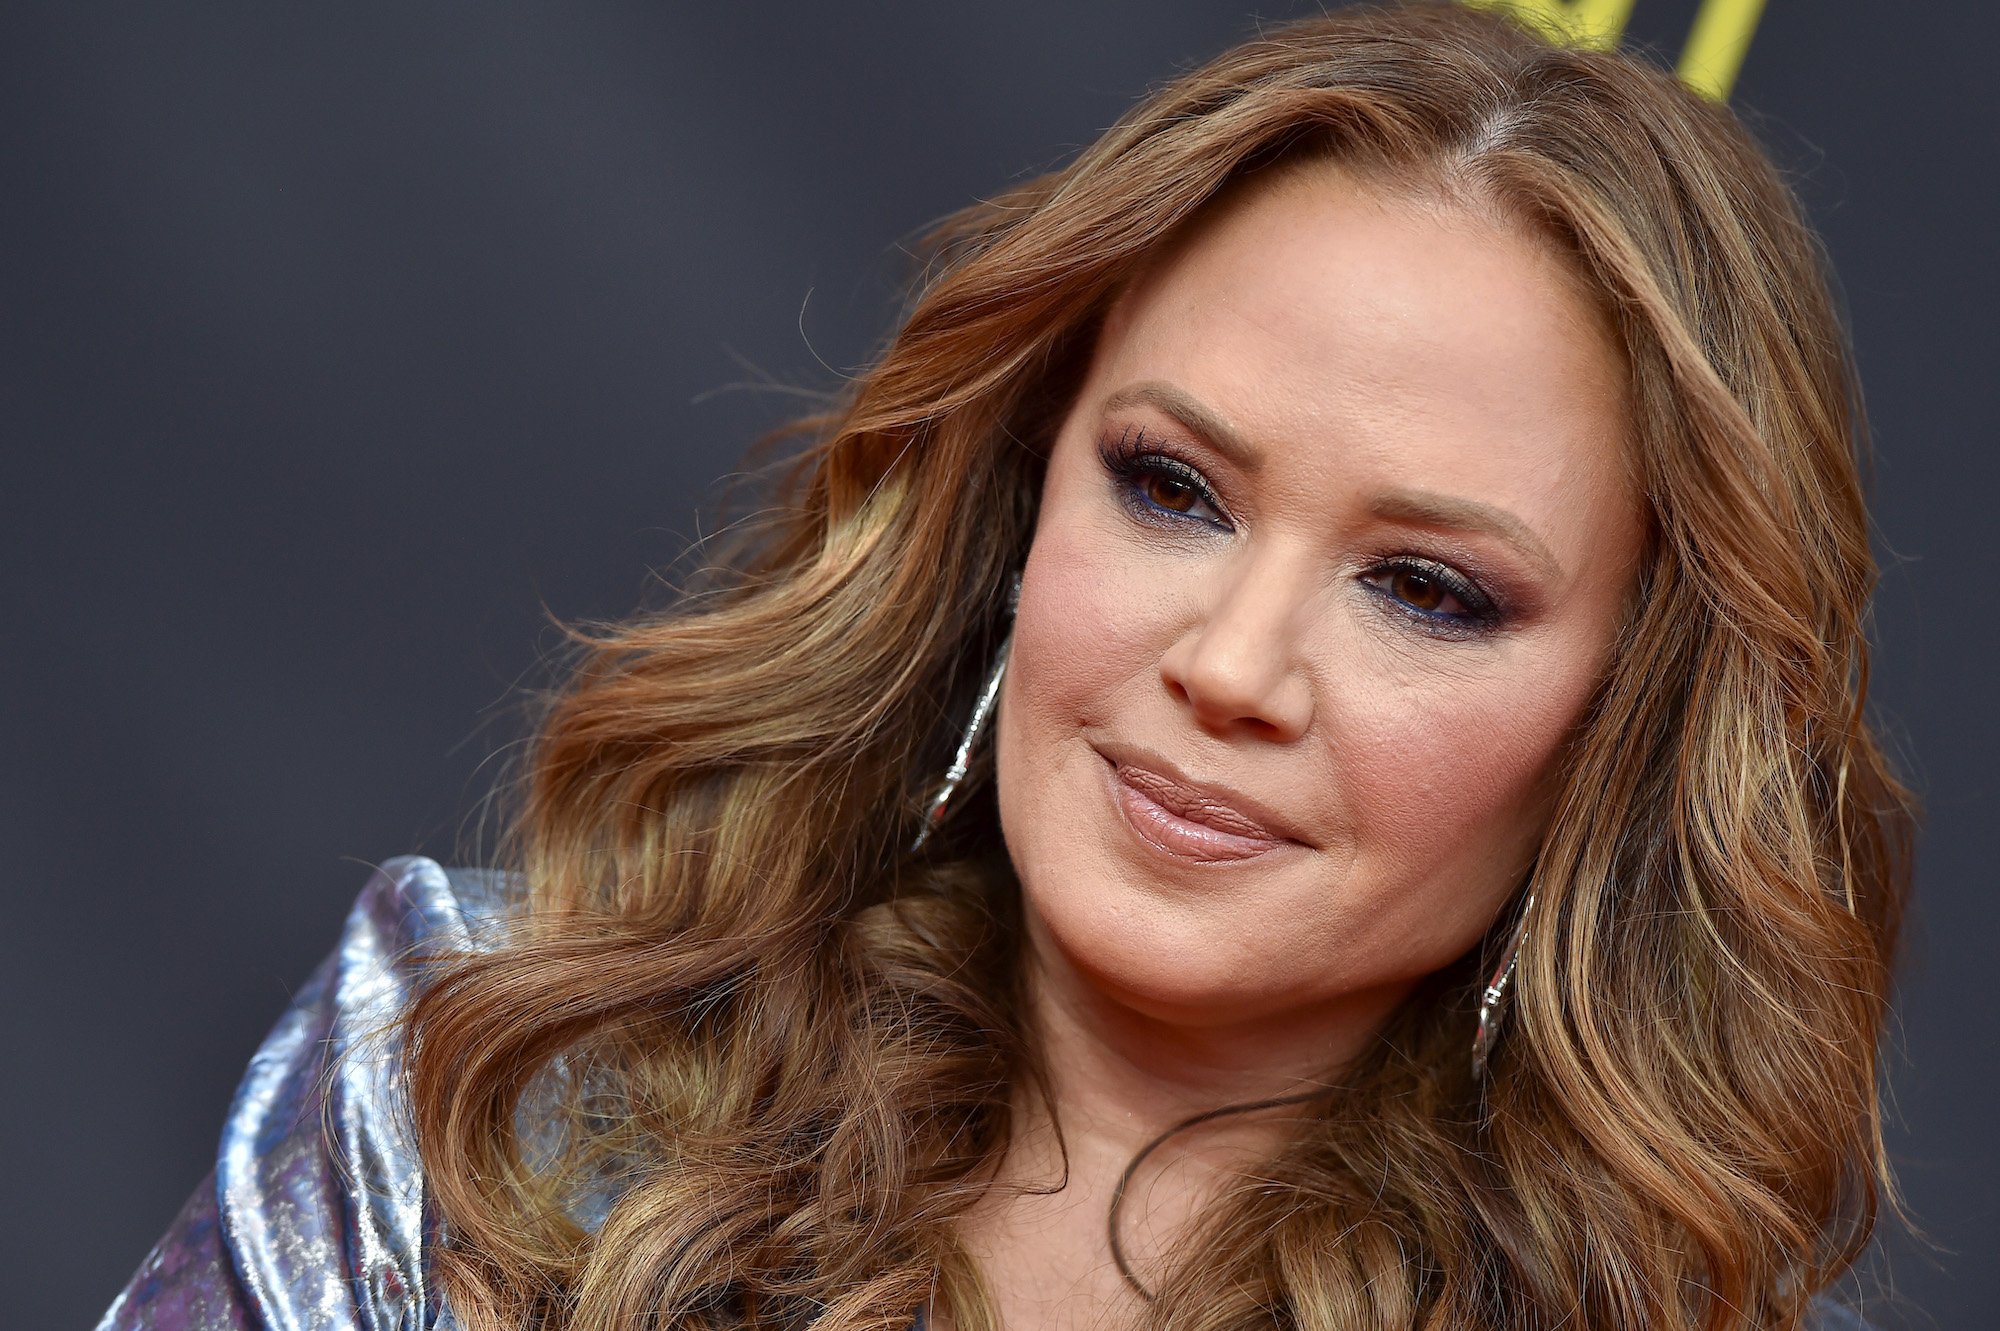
[{"x1": 403, "y1": 5, "x2": 1915, "y2": 1328}]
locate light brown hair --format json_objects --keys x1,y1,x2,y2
[{"x1": 404, "y1": 4, "x2": 1914, "y2": 1327}]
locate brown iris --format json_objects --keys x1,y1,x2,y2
[
  {"x1": 1140, "y1": 472, "x2": 1201, "y2": 514},
  {"x1": 1389, "y1": 568, "x2": 1450, "y2": 613}
]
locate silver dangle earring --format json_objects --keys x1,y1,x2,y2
[
  {"x1": 1471, "y1": 890, "x2": 1535, "y2": 1080},
  {"x1": 910, "y1": 572, "x2": 1022, "y2": 853}
]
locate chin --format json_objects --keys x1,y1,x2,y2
[{"x1": 1015, "y1": 855, "x2": 1310, "y2": 1027}]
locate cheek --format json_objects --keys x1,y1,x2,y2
[
  {"x1": 1329, "y1": 644, "x2": 1598, "y2": 935},
  {"x1": 1007, "y1": 514, "x2": 1165, "y2": 722},
  {"x1": 994, "y1": 495, "x2": 1178, "y2": 917}
]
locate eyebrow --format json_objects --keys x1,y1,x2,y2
[
  {"x1": 1101, "y1": 381, "x2": 1261, "y2": 476},
  {"x1": 1371, "y1": 489, "x2": 1562, "y2": 580},
  {"x1": 1098, "y1": 378, "x2": 1562, "y2": 579}
]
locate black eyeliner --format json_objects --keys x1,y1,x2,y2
[
  {"x1": 1096, "y1": 425, "x2": 1231, "y2": 530},
  {"x1": 1359, "y1": 555, "x2": 1507, "y2": 637}
]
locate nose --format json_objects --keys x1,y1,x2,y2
[{"x1": 1157, "y1": 560, "x2": 1315, "y2": 741}]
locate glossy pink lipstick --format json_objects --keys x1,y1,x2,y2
[{"x1": 1099, "y1": 748, "x2": 1296, "y2": 864}]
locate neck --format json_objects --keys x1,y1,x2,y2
[{"x1": 941, "y1": 915, "x2": 1411, "y2": 1331}]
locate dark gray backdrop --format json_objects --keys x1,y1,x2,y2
[{"x1": 4, "y1": 3, "x2": 1992, "y2": 1327}]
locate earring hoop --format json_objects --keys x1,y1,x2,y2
[
  {"x1": 909, "y1": 572, "x2": 1022, "y2": 852},
  {"x1": 1471, "y1": 890, "x2": 1534, "y2": 1080}
]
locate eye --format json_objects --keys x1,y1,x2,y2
[
  {"x1": 1383, "y1": 567, "x2": 1459, "y2": 615},
  {"x1": 1098, "y1": 426, "x2": 1230, "y2": 530},
  {"x1": 1359, "y1": 557, "x2": 1503, "y2": 636},
  {"x1": 1134, "y1": 468, "x2": 1209, "y2": 517}
]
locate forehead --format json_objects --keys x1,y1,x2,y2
[{"x1": 1088, "y1": 162, "x2": 1634, "y2": 535}]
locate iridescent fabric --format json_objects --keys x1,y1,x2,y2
[
  {"x1": 95, "y1": 855, "x2": 1872, "y2": 1331},
  {"x1": 96, "y1": 856, "x2": 499, "y2": 1331}
]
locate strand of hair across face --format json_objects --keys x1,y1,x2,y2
[{"x1": 1106, "y1": 1086, "x2": 1339, "y2": 1302}]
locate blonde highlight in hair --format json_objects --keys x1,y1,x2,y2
[{"x1": 404, "y1": 5, "x2": 1913, "y2": 1328}]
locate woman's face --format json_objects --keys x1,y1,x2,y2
[{"x1": 993, "y1": 163, "x2": 1644, "y2": 1051}]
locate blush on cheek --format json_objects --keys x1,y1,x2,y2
[
  {"x1": 1015, "y1": 529, "x2": 1166, "y2": 705},
  {"x1": 1335, "y1": 680, "x2": 1579, "y2": 924}
]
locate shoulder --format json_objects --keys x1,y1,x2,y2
[
  {"x1": 97, "y1": 856, "x2": 521, "y2": 1331},
  {"x1": 343, "y1": 852, "x2": 521, "y2": 960}
]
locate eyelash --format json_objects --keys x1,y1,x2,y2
[
  {"x1": 1100, "y1": 425, "x2": 1230, "y2": 530},
  {"x1": 1095, "y1": 426, "x2": 1507, "y2": 638}
]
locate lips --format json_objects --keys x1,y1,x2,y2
[{"x1": 1097, "y1": 746, "x2": 1301, "y2": 864}]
